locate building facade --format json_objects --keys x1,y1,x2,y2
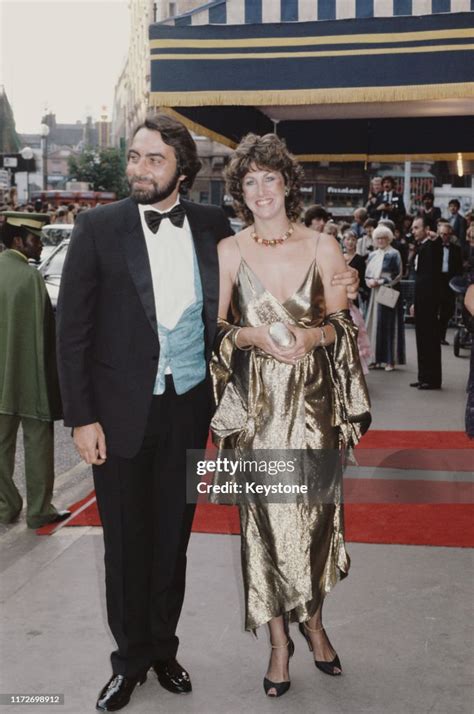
[
  {"x1": 112, "y1": 0, "x2": 205, "y2": 147},
  {"x1": 112, "y1": 0, "x2": 473, "y2": 212}
]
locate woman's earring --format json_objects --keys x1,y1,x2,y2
[{"x1": 284, "y1": 187, "x2": 290, "y2": 197}]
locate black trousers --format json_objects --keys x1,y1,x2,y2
[
  {"x1": 415, "y1": 301, "x2": 442, "y2": 388},
  {"x1": 93, "y1": 376, "x2": 211, "y2": 677},
  {"x1": 439, "y1": 274, "x2": 456, "y2": 340}
]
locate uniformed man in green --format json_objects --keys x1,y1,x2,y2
[{"x1": 0, "y1": 212, "x2": 70, "y2": 528}]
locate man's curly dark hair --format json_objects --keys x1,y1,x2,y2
[{"x1": 224, "y1": 133, "x2": 304, "y2": 225}]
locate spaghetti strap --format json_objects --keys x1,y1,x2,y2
[{"x1": 314, "y1": 233, "x2": 321, "y2": 260}]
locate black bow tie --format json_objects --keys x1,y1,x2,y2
[{"x1": 144, "y1": 205, "x2": 186, "y2": 233}]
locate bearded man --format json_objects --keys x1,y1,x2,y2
[{"x1": 57, "y1": 114, "x2": 231, "y2": 710}]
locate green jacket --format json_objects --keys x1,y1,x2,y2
[{"x1": 0, "y1": 250, "x2": 62, "y2": 421}]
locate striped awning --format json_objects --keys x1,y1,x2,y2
[{"x1": 149, "y1": 12, "x2": 474, "y2": 161}]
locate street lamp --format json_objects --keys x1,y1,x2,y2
[
  {"x1": 40, "y1": 123, "x2": 50, "y2": 191},
  {"x1": 20, "y1": 146, "x2": 34, "y2": 202}
]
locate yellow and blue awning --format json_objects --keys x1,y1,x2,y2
[{"x1": 149, "y1": 12, "x2": 474, "y2": 161}]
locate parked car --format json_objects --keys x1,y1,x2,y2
[
  {"x1": 38, "y1": 238, "x2": 70, "y2": 310},
  {"x1": 40, "y1": 224, "x2": 73, "y2": 262}
]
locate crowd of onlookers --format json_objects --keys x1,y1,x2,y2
[
  {"x1": 304, "y1": 180, "x2": 473, "y2": 279},
  {"x1": 303, "y1": 175, "x2": 473, "y2": 377}
]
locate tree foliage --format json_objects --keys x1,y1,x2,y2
[{"x1": 68, "y1": 148, "x2": 128, "y2": 198}]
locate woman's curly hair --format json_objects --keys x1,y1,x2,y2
[{"x1": 224, "y1": 133, "x2": 304, "y2": 225}]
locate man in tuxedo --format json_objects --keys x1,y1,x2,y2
[
  {"x1": 438, "y1": 221, "x2": 463, "y2": 345},
  {"x1": 57, "y1": 114, "x2": 232, "y2": 711},
  {"x1": 448, "y1": 199, "x2": 467, "y2": 244},
  {"x1": 374, "y1": 176, "x2": 406, "y2": 229},
  {"x1": 410, "y1": 216, "x2": 443, "y2": 390},
  {"x1": 57, "y1": 113, "x2": 361, "y2": 711}
]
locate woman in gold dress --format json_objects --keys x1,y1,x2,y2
[{"x1": 210, "y1": 134, "x2": 370, "y2": 697}]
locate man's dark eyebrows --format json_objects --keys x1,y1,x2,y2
[{"x1": 127, "y1": 150, "x2": 165, "y2": 158}]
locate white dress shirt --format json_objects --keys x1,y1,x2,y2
[
  {"x1": 138, "y1": 200, "x2": 196, "y2": 331},
  {"x1": 442, "y1": 245, "x2": 450, "y2": 273}
]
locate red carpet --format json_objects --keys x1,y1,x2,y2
[{"x1": 38, "y1": 431, "x2": 474, "y2": 547}]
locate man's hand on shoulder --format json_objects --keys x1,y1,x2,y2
[
  {"x1": 73, "y1": 422, "x2": 107, "y2": 465},
  {"x1": 331, "y1": 265, "x2": 359, "y2": 300}
]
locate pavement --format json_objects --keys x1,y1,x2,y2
[{"x1": 0, "y1": 327, "x2": 472, "y2": 714}]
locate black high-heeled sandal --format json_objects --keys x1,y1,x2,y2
[
  {"x1": 298, "y1": 622, "x2": 342, "y2": 676},
  {"x1": 263, "y1": 638, "x2": 295, "y2": 697}
]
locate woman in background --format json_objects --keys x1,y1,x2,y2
[
  {"x1": 342, "y1": 230, "x2": 372, "y2": 372},
  {"x1": 365, "y1": 225, "x2": 405, "y2": 371}
]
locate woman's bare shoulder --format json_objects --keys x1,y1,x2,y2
[
  {"x1": 313, "y1": 233, "x2": 346, "y2": 278},
  {"x1": 218, "y1": 234, "x2": 237, "y2": 253},
  {"x1": 316, "y1": 231, "x2": 342, "y2": 253},
  {"x1": 295, "y1": 225, "x2": 339, "y2": 250},
  {"x1": 218, "y1": 230, "x2": 248, "y2": 271},
  {"x1": 295, "y1": 224, "x2": 317, "y2": 241}
]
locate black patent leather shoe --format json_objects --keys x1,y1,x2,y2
[
  {"x1": 152, "y1": 658, "x2": 192, "y2": 694},
  {"x1": 418, "y1": 383, "x2": 441, "y2": 390},
  {"x1": 409, "y1": 382, "x2": 420, "y2": 388},
  {"x1": 96, "y1": 673, "x2": 147, "y2": 711}
]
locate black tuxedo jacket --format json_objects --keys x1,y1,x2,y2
[
  {"x1": 56, "y1": 197, "x2": 232, "y2": 458},
  {"x1": 441, "y1": 242, "x2": 463, "y2": 279},
  {"x1": 415, "y1": 237, "x2": 443, "y2": 305}
]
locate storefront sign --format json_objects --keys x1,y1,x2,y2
[{"x1": 327, "y1": 186, "x2": 364, "y2": 195}]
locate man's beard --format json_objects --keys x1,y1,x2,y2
[{"x1": 128, "y1": 170, "x2": 181, "y2": 205}]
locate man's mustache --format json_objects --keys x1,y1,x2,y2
[{"x1": 129, "y1": 176, "x2": 156, "y2": 185}]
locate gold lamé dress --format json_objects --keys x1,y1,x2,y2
[{"x1": 210, "y1": 252, "x2": 371, "y2": 631}]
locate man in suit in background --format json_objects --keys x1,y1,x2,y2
[
  {"x1": 410, "y1": 216, "x2": 443, "y2": 390},
  {"x1": 365, "y1": 175, "x2": 383, "y2": 219},
  {"x1": 448, "y1": 199, "x2": 467, "y2": 244},
  {"x1": 374, "y1": 175, "x2": 406, "y2": 229},
  {"x1": 438, "y1": 221, "x2": 463, "y2": 345}
]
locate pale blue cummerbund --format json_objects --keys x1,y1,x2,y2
[{"x1": 153, "y1": 248, "x2": 206, "y2": 395}]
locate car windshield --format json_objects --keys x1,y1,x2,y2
[
  {"x1": 41, "y1": 227, "x2": 71, "y2": 247},
  {"x1": 41, "y1": 244, "x2": 68, "y2": 277}
]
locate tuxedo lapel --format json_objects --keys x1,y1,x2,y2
[
  {"x1": 182, "y1": 199, "x2": 219, "y2": 341},
  {"x1": 121, "y1": 198, "x2": 158, "y2": 336}
]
